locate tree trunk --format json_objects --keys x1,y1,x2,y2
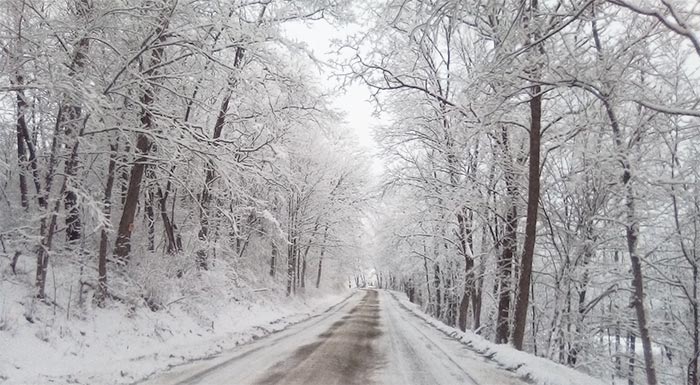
[
  {"x1": 628, "y1": 332, "x2": 636, "y2": 385},
  {"x1": 97, "y1": 138, "x2": 118, "y2": 306},
  {"x1": 473, "y1": 224, "x2": 489, "y2": 332},
  {"x1": 434, "y1": 262, "x2": 442, "y2": 320},
  {"x1": 315, "y1": 225, "x2": 328, "y2": 288},
  {"x1": 270, "y1": 241, "x2": 277, "y2": 277},
  {"x1": 669, "y1": 139, "x2": 697, "y2": 385},
  {"x1": 145, "y1": 170, "x2": 156, "y2": 252},
  {"x1": 197, "y1": 92, "x2": 230, "y2": 268},
  {"x1": 496, "y1": 133, "x2": 518, "y2": 343},
  {"x1": 300, "y1": 237, "x2": 311, "y2": 289},
  {"x1": 36, "y1": 122, "x2": 86, "y2": 298},
  {"x1": 114, "y1": 133, "x2": 152, "y2": 260},
  {"x1": 14, "y1": 75, "x2": 29, "y2": 210},
  {"x1": 627, "y1": 201, "x2": 657, "y2": 385},
  {"x1": 512, "y1": 83, "x2": 542, "y2": 350},
  {"x1": 512, "y1": 0, "x2": 544, "y2": 349},
  {"x1": 689, "y1": 259, "x2": 699, "y2": 385},
  {"x1": 156, "y1": 181, "x2": 178, "y2": 254},
  {"x1": 422, "y1": 243, "x2": 432, "y2": 312},
  {"x1": 197, "y1": 46, "x2": 246, "y2": 269},
  {"x1": 61, "y1": 0, "x2": 92, "y2": 245},
  {"x1": 114, "y1": 9, "x2": 170, "y2": 261},
  {"x1": 287, "y1": 194, "x2": 297, "y2": 296},
  {"x1": 457, "y1": 208, "x2": 475, "y2": 332},
  {"x1": 590, "y1": 13, "x2": 656, "y2": 384}
]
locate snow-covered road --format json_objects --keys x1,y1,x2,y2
[{"x1": 142, "y1": 290, "x2": 526, "y2": 385}]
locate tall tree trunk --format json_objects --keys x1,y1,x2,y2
[
  {"x1": 457, "y1": 208, "x2": 475, "y2": 332},
  {"x1": 512, "y1": 0, "x2": 544, "y2": 350},
  {"x1": 512, "y1": 83, "x2": 542, "y2": 350},
  {"x1": 669, "y1": 133, "x2": 697, "y2": 385},
  {"x1": 628, "y1": 332, "x2": 636, "y2": 385},
  {"x1": 36, "y1": 121, "x2": 86, "y2": 298},
  {"x1": 616, "y1": 318, "x2": 622, "y2": 377},
  {"x1": 270, "y1": 241, "x2": 278, "y2": 277},
  {"x1": 119, "y1": 144, "x2": 130, "y2": 206},
  {"x1": 301, "y1": 251, "x2": 307, "y2": 289},
  {"x1": 287, "y1": 194, "x2": 297, "y2": 296},
  {"x1": 434, "y1": 262, "x2": 442, "y2": 320},
  {"x1": 14, "y1": 75, "x2": 29, "y2": 210},
  {"x1": 197, "y1": 90, "x2": 231, "y2": 268},
  {"x1": 626, "y1": 187, "x2": 657, "y2": 385},
  {"x1": 156, "y1": 174, "x2": 178, "y2": 254},
  {"x1": 114, "y1": 7, "x2": 170, "y2": 261},
  {"x1": 689, "y1": 258, "x2": 699, "y2": 385},
  {"x1": 145, "y1": 168, "x2": 156, "y2": 252},
  {"x1": 97, "y1": 138, "x2": 119, "y2": 306},
  {"x1": 590, "y1": 12, "x2": 657, "y2": 384},
  {"x1": 496, "y1": 125, "x2": 518, "y2": 344},
  {"x1": 10, "y1": 3, "x2": 30, "y2": 210},
  {"x1": 316, "y1": 226, "x2": 328, "y2": 288},
  {"x1": 298, "y1": 220, "x2": 320, "y2": 289},
  {"x1": 114, "y1": 129, "x2": 152, "y2": 260},
  {"x1": 422, "y1": 242, "x2": 432, "y2": 312},
  {"x1": 61, "y1": 0, "x2": 92, "y2": 245},
  {"x1": 473, "y1": 223, "x2": 490, "y2": 332},
  {"x1": 16, "y1": 96, "x2": 43, "y2": 207},
  {"x1": 197, "y1": 40, "x2": 248, "y2": 269}
]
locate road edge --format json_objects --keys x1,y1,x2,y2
[
  {"x1": 385, "y1": 290, "x2": 606, "y2": 385},
  {"x1": 130, "y1": 290, "x2": 359, "y2": 385}
]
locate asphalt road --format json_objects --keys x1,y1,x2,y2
[{"x1": 144, "y1": 290, "x2": 525, "y2": 385}]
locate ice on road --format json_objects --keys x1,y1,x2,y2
[{"x1": 144, "y1": 290, "x2": 525, "y2": 385}]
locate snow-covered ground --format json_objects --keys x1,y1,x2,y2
[
  {"x1": 389, "y1": 291, "x2": 607, "y2": 385},
  {"x1": 0, "y1": 273, "x2": 350, "y2": 385},
  {"x1": 1, "y1": 271, "x2": 609, "y2": 385},
  {"x1": 141, "y1": 289, "x2": 602, "y2": 385},
  {"x1": 143, "y1": 289, "x2": 527, "y2": 385}
]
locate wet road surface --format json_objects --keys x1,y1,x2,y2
[{"x1": 144, "y1": 290, "x2": 525, "y2": 385}]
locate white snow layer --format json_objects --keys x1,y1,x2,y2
[
  {"x1": 389, "y1": 291, "x2": 607, "y2": 385},
  {"x1": 0, "y1": 277, "x2": 350, "y2": 385}
]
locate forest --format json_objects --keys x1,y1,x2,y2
[{"x1": 1, "y1": 0, "x2": 700, "y2": 385}]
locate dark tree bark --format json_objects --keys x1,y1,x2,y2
[
  {"x1": 512, "y1": 83, "x2": 542, "y2": 350},
  {"x1": 434, "y1": 262, "x2": 442, "y2": 320},
  {"x1": 584, "y1": 15, "x2": 656, "y2": 384},
  {"x1": 421, "y1": 243, "x2": 432, "y2": 311},
  {"x1": 10, "y1": 3, "x2": 30, "y2": 210},
  {"x1": 629, "y1": 332, "x2": 636, "y2": 385},
  {"x1": 97, "y1": 138, "x2": 119, "y2": 306},
  {"x1": 61, "y1": 0, "x2": 93, "y2": 245},
  {"x1": 457, "y1": 208, "x2": 475, "y2": 332},
  {"x1": 145, "y1": 168, "x2": 156, "y2": 252},
  {"x1": 14, "y1": 75, "x2": 29, "y2": 210},
  {"x1": 156, "y1": 178, "x2": 179, "y2": 254},
  {"x1": 36, "y1": 120, "x2": 86, "y2": 298},
  {"x1": 114, "y1": 130, "x2": 153, "y2": 260},
  {"x1": 512, "y1": 0, "x2": 544, "y2": 350},
  {"x1": 270, "y1": 241, "x2": 278, "y2": 277},
  {"x1": 315, "y1": 226, "x2": 329, "y2": 288},
  {"x1": 496, "y1": 124, "x2": 518, "y2": 344},
  {"x1": 287, "y1": 193, "x2": 298, "y2": 296},
  {"x1": 197, "y1": 44, "x2": 246, "y2": 270},
  {"x1": 114, "y1": 7, "x2": 171, "y2": 261},
  {"x1": 16, "y1": 98, "x2": 43, "y2": 207},
  {"x1": 35, "y1": 0, "x2": 93, "y2": 297}
]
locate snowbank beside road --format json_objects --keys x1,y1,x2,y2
[
  {"x1": 389, "y1": 291, "x2": 607, "y2": 385},
  {"x1": 0, "y1": 277, "x2": 351, "y2": 385}
]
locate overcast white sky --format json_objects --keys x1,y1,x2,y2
[{"x1": 284, "y1": 19, "x2": 386, "y2": 174}]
